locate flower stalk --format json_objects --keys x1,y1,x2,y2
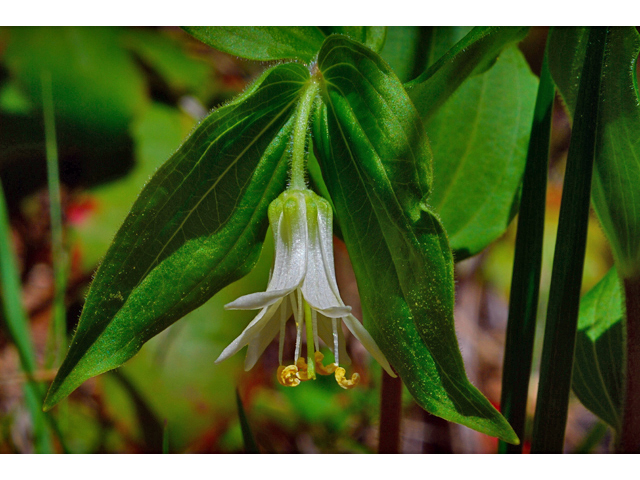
[{"x1": 290, "y1": 78, "x2": 320, "y2": 190}]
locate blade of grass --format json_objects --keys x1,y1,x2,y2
[
  {"x1": 530, "y1": 26, "x2": 608, "y2": 453},
  {"x1": 235, "y1": 389, "x2": 258, "y2": 453},
  {"x1": 498, "y1": 52, "x2": 554, "y2": 454},
  {"x1": 41, "y1": 71, "x2": 67, "y2": 367},
  {"x1": 0, "y1": 181, "x2": 53, "y2": 453}
]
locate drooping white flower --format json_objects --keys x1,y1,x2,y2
[{"x1": 215, "y1": 188, "x2": 395, "y2": 388}]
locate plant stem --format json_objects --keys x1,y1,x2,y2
[
  {"x1": 498, "y1": 52, "x2": 554, "y2": 454},
  {"x1": 290, "y1": 79, "x2": 320, "y2": 190},
  {"x1": 530, "y1": 26, "x2": 607, "y2": 453},
  {"x1": 42, "y1": 71, "x2": 67, "y2": 367},
  {"x1": 378, "y1": 370, "x2": 402, "y2": 453},
  {"x1": 618, "y1": 275, "x2": 640, "y2": 452}
]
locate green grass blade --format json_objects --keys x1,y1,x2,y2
[
  {"x1": 41, "y1": 71, "x2": 67, "y2": 367},
  {"x1": 235, "y1": 389, "x2": 258, "y2": 453},
  {"x1": 530, "y1": 27, "x2": 608, "y2": 453},
  {"x1": 498, "y1": 53, "x2": 554, "y2": 454},
  {"x1": 0, "y1": 182, "x2": 53, "y2": 453}
]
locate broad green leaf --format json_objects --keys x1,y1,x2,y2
[
  {"x1": 548, "y1": 27, "x2": 640, "y2": 278},
  {"x1": 320, "y1": 27, "x2": 387, "y2": 53},
  {"x1": 428, "y1": 46, "x2": 538, "y2": 260},
  {"x1": 405, "y1": 26, "x2": 529, "y2": 121},
  {"x1": 313, "y1": 35, "x2": 517, "y2": 443},
  {"x1": 182, "y1": 26, "x2": 325, "y2": 63},
  {"x1": 43, "y1": 63, "x2": 310, "y2": 409},
  {"x1": 573, "y1": 267, "x2": 623, "y2": 430}
]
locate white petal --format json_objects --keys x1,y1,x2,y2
[
  {"x1": 225, "y1": 287, "x2": 295, "y2": 311},
  {"x1": 214, "y1": 300, "x2": 283, "y2": 364},
  {"x1": 301, "y1": 203, "x2": 349, "y2": 315},
  {"x1": 244, "y1": 299, "x2": 291, "y2": 370},
  {"x1": 268, "y1": 193, "x2": 308, "y2": 292},
  {"x1": 342, "y1": 314, "x2": 396, "y2": 377}
]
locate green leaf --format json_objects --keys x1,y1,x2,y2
[
  {"x1": 548, "y1": 27, "x2": 640, "y2": 278},
  {"x1": 320, "y1": 27, "x2": 387, "y2": 53},
  {"x1": 427, "y1": 46, "x2": 539, "y2": 260},
  {"x1": 181, "y1": 26, "x2": 325, "y2": 63},
  {"x1": 313, "y1": 35, "x2": 517, "y2": 443},
  {"x1": 43, "y1": 63, "x2": 310, "y2": 409},
  {"x1": 405, "y1": 26, "x2": 529, "y2": 121},
  {"x1": 573, "y1": 267, "x2": 623, "y2": 430}
]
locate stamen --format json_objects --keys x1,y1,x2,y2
[
  {"x1": 335, "y1": 367, "x2": 360, "y2": 390},
  {"x1": 278, "y1": 298, "x2": 287, "y2": 365},
  {"x1": 312, "y1": 309, "x2": 319, "y2": 352},
  {"x1": 303, "y1": 300, "x2": 316, "y2": 380},
  {"x1": 314, "y1": 351, "x2": 337, "y2": 375},
  {"x1": 277, "y1": 365, "x2": 301, "y2": 387},
  {"x1": 332, "y1": 317, "x2": 339, "y2": 365},
  {"x1": 294, "y1": 290, "x2": 303, "y2": 362}
]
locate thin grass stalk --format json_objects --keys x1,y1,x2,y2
[
  {"x1": 0, "y1": 182, "x2": 53, "y2": 453},
  {"x1": 530, "y1": 26, "x2": 608, "y2": 453},
  {"x1": 41, "y1": 71, "x2": 67, "y2": 367},
  {"x1": 498, "y1": 52, "x2": 554, "y2": 454},
  {"x1": 236, "y1": 389, "x2": 259, "y2": 453}
]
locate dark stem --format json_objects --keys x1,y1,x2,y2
[
  {"x1": 378, "y1": 371, "x2": 402, "y2": 453},
  {"x1": 618, "y1": 276, "x2": 640, "y2": 453}
]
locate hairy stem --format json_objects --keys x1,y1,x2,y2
[{"x1": 290, "y1": 78, "x2": 320, "y2": 190}]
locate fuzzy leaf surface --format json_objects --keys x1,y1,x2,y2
[
  {"x1": 313, "y1": 35, "x2": 517, "y2": 443},
  {"x1": 428, "y1": 46, "x2": 538, "y2": 260},
  {"x1": 548, "y1": 27, "x2": 640, "y2": 278},
  {"x1": 405, "y1": 26, "x2": 529, "y2": 121},
  {"x1": 182, "y1": 26, "x2": 325, "y2": 62},
  {"x1": 573, "y1": 268, "x2": 623, "y2": 430},
  {"x1": 44, "y1": 63, "x2": 310, "y2": 409},
  {"x1": 320, "y1": 27, "x2": 387, "y2": 53}
]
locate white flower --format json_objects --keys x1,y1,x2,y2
[{"x1": 215, "y1": 188, "x2": 395, "y2": 389}]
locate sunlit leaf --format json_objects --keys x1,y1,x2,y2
[
  {"x1": 182, "y1": 26, "x2": 325, "y2": 63},
  {"x1": 428, "y1": 46, "x2": 538, "y2": 260},
  {"x1": 44, "y1": 63, "x2": 310, "y2": 409},
  {"x1": 573, "y1": 267, "x2": 623, "y2": 430},
  {"x1": 406, "y1": 26, "x2": 529, "y2": 121},
  {"x1": 320, "y1": 27, "x2": 387, "y2": 53},
  {"x1": 313, "y1": 35, "x2": 517, "y2": 443}
]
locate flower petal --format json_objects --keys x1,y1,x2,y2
[
  {"x1": 342, "y1": 314, "x2": 396, "y2": 377},
  {"x1": 214, "y1": 299, "x2": 283, "y2": 364},
  {"x1": 268, "y1": 192, "x2": 308, "y2": 292},
  {"x1": 301, "y1": 198, "x2": 350, "y2": 315},
  {"x1": 225, "y1": 287, "x2": 295, "y2": 311},
  {"x1": 244, "y1": 300, "x2": 291, "y2": 370}
]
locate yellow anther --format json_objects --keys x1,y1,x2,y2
[
  {"x1": 277, "y1": 365, "x2": 301, "y2": 387},
  {"x1": 335, "y1": 367, "x2": 360, "y2": 390},
  {"x1": 295, "y1": 357, "x2": 313, "y2": 381},
  {"x1": 314, "y1": 351, "x2": 337, "y2": 375}
]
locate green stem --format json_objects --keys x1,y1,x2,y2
[
  {"x1": 498, "y1": 52, "x2": 554, "y2": 454},
  {"x1": 530, "y1": 26, "x2": 608, "y2": 453},
  {"x1": 290, "y1": 79, "x2": 320, "y2": 190},
  {"x1": 42, "y1": 71, "x2": 67, "y2": 367}
]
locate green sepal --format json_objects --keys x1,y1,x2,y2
[
  {"x1": 43, "y1": 63, "x2": 310, "y2": 410},
  {"x1": 313, "y1": 35, "x2": 518, "y2": 444},
  {"x1": 181, "y1": 26, "x2": 325, "y2": 63}
]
